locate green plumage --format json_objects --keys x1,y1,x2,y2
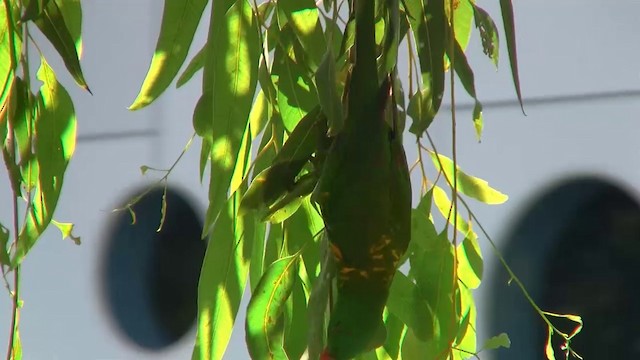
[{"x1": 313, "y1": 0, "x2": 412, "y2": 358}]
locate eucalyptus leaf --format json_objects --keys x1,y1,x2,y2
[
  {"x1": 33, "y1": 0, "x2": 89, "y2": 91},
  {"x1": 192, "y1": 194, "x2": 257, "y2": 360},
  {"x1": 130, "y1": 0, "x2": 208, "y2": 109},
  {"x1": 14, "y1": 57, "x2": 76, "y2": 266},
  {"x1": 430, "y1": 152, "x2": 508, "y2": 205},
  {"x1": 246, "y1": 253, "x2": 300, "y2": 360},
  {"x1": 201, "y1": 0, "x2": 261, "y2": 237},
  {"x1": 499, "y1": 0, "x2": 524, "y2": 113}
]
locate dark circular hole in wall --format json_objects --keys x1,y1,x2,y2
[
  {"x1": 489, "y1": 177, "x2": 640, "y2": 359},
  {"x1": 101, "y1": 186, "x2": 206, "y2": 350}
]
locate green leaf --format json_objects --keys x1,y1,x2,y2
[
  {"x1": 271, "y1": 32, "x2": 318, "y2": 132},
  {"x1": 201, "y1": 0, "x2": 261, "y2": 237},
  {"x1": 430, "y1": 152, "x2": 508, "y2": 205},
  {"x1": 432, "y1": 184, "x2": 470, "y2": 236},
  {"x1": 54, "y1": 0, "x2": 82, "y2": 58},
  {"x1": 176, "y1": 43, "x2": 206, "y2": 88},
  {"x1": 480, "y1": 333, "x2": 511, "y2": 351},
  {"x1": 545, "y1": 326, "x2": 555, "y2": 360},
  {"x1": 246, "y1": 253, "x2": 300, "y2": 360},
  {"x1": 445, "y1": 25, "x2": 484, "y2": 140},
  {"x1": 452, "y1": 0, "x2": 473, "y2": 51},
  {"x1": 283, "y1": 278, "x2": 309, "y2": 359},
  {"x1": 406, "y1": 89, "x2": 434, "y2": 134},
  {"x1": 0, "y1": 223, "x2": 10, "y2": 266},
  {"x1": 21, "y1": 0, "x2": 52, "y2": 21},
  {"x1": 499, "y1": 0, "x2": 524, "y2": 113},
  {"x1": 0, "y1": 3, "x2": 22, "y2": 110},
  {"x1": 277, "y1": 0, "x2": 326, "y2": 70},
  {"x1": 14, "y1": 57, "x2": 76, "y2": 265},
  {"x1": 130, "y1": 0, "x2": 208, "y2": 109},
  {"x1": 387, "y1": 271, "x2": 434, "y2": 341},
  {"x1": 472, "y1": 4, "x2": 499, "y2": 69},
  {"x1": 405, "y1": 0, "x2": 445, "y2": 136},
  {"x1": 381, "y1": 311, "x2": 405, "y2": 360},
  {"x1": 453, "y1": 283, "x2": 477, "y2": 358},
  {"x1": 240, "y1": 107, "x2": 325, "y2": 215},
  {"x1": 456, "y1": 234, "x2": 483, "y2": 289},
  {"x1": 192, "y1": 195, "x2": 258, "y2": 360},
  {"x1": 315, "y1": 49, "x2": 343, "y2": 136},
  {"x1": 409, "y1": 230, "x2": 458, "y2": 357},
  {"x1": 51, "y1": 219, "x2": 81, "y2": 245},
  {"x1": 33, "y1": 0, "x2": 89, "y2": 91}
]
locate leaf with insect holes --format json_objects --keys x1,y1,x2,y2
[
  {"x1": 472, "y1": 4, "x2": 499, "y2": 69},
  {"x1": 246, "y1": 253, "x2": 300, "y2": 360},
  {"x1": 481, "y1": 333, "x2": 511, "y2": 351}
]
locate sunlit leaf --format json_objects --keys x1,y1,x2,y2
[
  {"x1": 272, "y1": 36, "x2": 318, "y2": 132},
  {"x1": 14, "y1": 57, "x2": 76, "y2": 265},
  {"x1": 472, "y1": 4, "x2": 499, "y2": 69},
  {"x1": 201, "y1": 0, "x2": 261, "y2": 237},
  {"x1": 432, "y1": 184, "x2": 470, "y2": 236},
  {"x1": 499, "y1": 0, "x2": 524, "y2": 113},
  {"x1": 481, "y1": 333, "x2": 511, "y2": 351},
  {"x1": 246, "y1": 252, "x2": 300, "y2": 360},
  {"x1": 54, "y1": 0, "x2": 82, "y2": 58},
  {"x1": 33, "y1": 0, "x2": 89, "y2": 91},
  {"x1": 545, "y1": 326, "x2": 555, "y2": 360},
  {"x1": 0, "y1": 3, "x2": 22, "y2": 110},
  {"x1": 192, "y1": 194, "x2": 258, "y2": 360},
  {"x1": 457, "y1": 233, "x2": 483, "y2": 289},
  {"x1": 177, "y1": 43, "x2": 206, "y2": 88},
  {"x1": 130, "y1": 0, "x2": 208, "y2": 109},
  {"x1": 0, "y1": 223, "x2": 9, "y2": 266},
  {"x1": 277, "y1": 0, "x2": 326, "y2": 70},
  {"x1": 453, "y1": 282, "x2": 477, "y2": 358},
  {"x1": 452, "y1": 0, "x2": 473, "y2": 51},
  {"x1": 248, "y1": 90, "x2": 271, "y2": 139},
  {"x1": 430, "y1": 152, "x2": 508, "y2": 205},
  {"x1": 51, "y1": 219, "x2": 80, "y2": 245}
]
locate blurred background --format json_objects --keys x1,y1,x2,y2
[{"x1": 1, "y1": 0, "x2": 640, "y2": 359}]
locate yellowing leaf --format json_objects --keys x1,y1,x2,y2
[
  {"x1": 51, "y1": 220, "x2": 81, "y2": 245},
  {"x1": 430, "y1": 152, "x2": 508, "y2": 204},
  {"x1": 481, "y1": 332, "x2": 511, "y2": 351},
  {"x1": 545, "y1": 326, "x2": 555, "y2": 360}
]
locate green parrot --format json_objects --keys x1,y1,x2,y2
[{"x1": 313, "y1": 0, "x2": 412, "y2": 358}]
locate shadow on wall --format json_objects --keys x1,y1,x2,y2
[
  {"x1": 100, "y1": 186, "x2": 206, "y2": 351},
  {"x1": 489, "y1": 176, "x2": 640, "y2": 359}
]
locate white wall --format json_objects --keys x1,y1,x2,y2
[{"x1": 1, "y1": 1, "x2": 639, "y2": 359}]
